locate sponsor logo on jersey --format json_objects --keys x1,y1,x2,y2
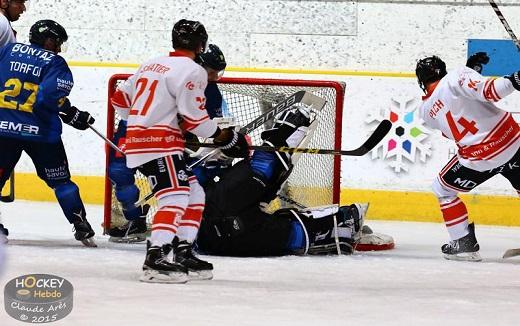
[
  {"x1": 467, "y1": 79, "x2": 481, "y2": 91},
  {"x1": 57, "y1": 78, "x2": 73, "y2": 92},
  {"x1": 185, "y1": 81, "x2": 195, "y2": 90},
  {"x1": 0, "y1": 120, "x2": 39, "y2": 136},
  {"x1": 11, "y1": 44, "x2": 56, "y2": 62}
]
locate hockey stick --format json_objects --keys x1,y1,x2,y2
[
  {"x1": 502, "y1": 248, "x2": 520, "y2": 259},
  {"x1": 239, "y1": 90, "x2": 326, "y2": 134},
  {"x1": 188, "y1": 119, "x2": 392, "y2": 157},
  {"x1": 88, "y1": 124, "x2": 126, "y2": 156},
  {"x1": 488, "y1": 0, "x2": 520, "y2": 51},
  {"x1": 0, "y1": 172, "x2": 15, "y2": 203}
]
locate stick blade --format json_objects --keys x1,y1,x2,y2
[
  {"x1": 348, "y1": 119, "x2": 392, "y2": 156},
  {"x1": 502, "y1": 248, "x2": 520, "y2": 259}
]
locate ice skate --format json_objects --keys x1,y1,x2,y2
[
  {"x1": 140, "y1": 240, "x2": 189, "y2": 284},
  {"x1": 441, "y1": 223, "x2": 481, "y2": 262},
  {"x1": 73, "y1": 220, "x2": 97, "y2": 247},
  {"x1": 108, "y1": 218, "x2": 148, "y2": 243},
  {"x1": 174, "y1": 240, "x2": 213, "y2": 280}
]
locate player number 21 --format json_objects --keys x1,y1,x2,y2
[
  {"x1": 445, "y1": 111, "x2": 479, "y2": 142},
  {"x1": 129, "y1": 78, "x2": 158, "y2": 116}
]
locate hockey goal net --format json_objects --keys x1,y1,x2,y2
[{"x1": 104, "y1": 75, "x2": 345, "y2": 232}]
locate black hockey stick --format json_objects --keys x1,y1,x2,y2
[
  {"x1": 189, "y1": 119, "x2": 392, "y2": 156},
  {"x1": 0, "y1": 172, "x2": 15, "y2": 203},
  {"x1": 488, "y1": 0, "x2": 520, "y2": 51}
]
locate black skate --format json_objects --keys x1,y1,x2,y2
[
  {"x1": 140, "y1": 240, "x2": 188, "y2": 284},
  {"x1": 108, "y1": 218, "x2": 148, "y2": 243},
  {"x1": 174, "y1": 240, "x2": 213, "y2": 280},
  {"x1": 73, "y1": 220, "x2": 97, "y2": 247},
  {"x1": 441, "y1": 223, "x2": 481, "y2": 262}
]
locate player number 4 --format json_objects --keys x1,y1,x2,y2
[{"x1": 445, "y1": 111, "x2": 479, "y2": 142}]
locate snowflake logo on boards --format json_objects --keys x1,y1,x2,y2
[{"x1": 366, "y1": 98, "x2": 432, "y2": 173}]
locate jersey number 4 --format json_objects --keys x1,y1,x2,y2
[
  {"x1": 446, "y1": 111, "x2": 479, "y2": 142},
  {"x1": 129, "y1": 78, "x2": 158, "y2": 116},
  {"x1": 0, "y1": 78, "x2": 39, "y2": 113}
]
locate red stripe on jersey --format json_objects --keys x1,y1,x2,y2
[
  {"x1": 458, "y1": 114, "x2": 519, "y2": 161},
  {"x1": 180, "y1": 115, "x2": 210, "y2": 131},
  {"x1": 127, "y1": 124, "x2": 179, "y2": 132},
  {"x1": 483, "y1": 79, "x2": 500, "y2": 102},
  {"x1": 124, "y1": 147, "x2": 185, "y2": 155},
  {"x1": 165, "y1": 156, "x2": 178, "y2": 189},
  {"x1": 439, "y1": 155, "x2": 459, "y2": 176}
]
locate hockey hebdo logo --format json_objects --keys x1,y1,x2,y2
[
  {"x1": 367, "y1": 97, "x2": 432, "y2": 173},
  {"x1": 4, "y1": 274, "x2": 73, "y2": 323}
]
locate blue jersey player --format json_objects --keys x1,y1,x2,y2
[{"x1": 0, "y1": 20, "x2": 97, "y2": 247}]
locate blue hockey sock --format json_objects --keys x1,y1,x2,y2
[{"x1": 54, "y1": 182, "x2": 86, "y2": 224}]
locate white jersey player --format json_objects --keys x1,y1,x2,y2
[
  {"x1": 0, "y1": 0, "x2": 26, "y2": 46},
  {"x1": 416, "y1": 55, "x2": 520, "y2": 261},
  {"x1": 111, "y1": 19, "x2": 248, "y2": 283}
]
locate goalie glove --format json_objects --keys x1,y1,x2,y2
[
  {"x1": 59, "y1": 106, "x2": 95, "y2": 130},
  {"x1": 212, "y1": 127, "x2": 249, "y2": 158},
  {"x1": 505, "y1": 71, "x2": 520, "y2": 91},
  {"x1": 466, "y1": 52, "x2": 489, "y2": 73}
]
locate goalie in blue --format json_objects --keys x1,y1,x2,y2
[{"x1": 0, "y1": 20, "x2": 97, "y2": 247}]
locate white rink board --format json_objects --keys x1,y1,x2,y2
[{"x1": 12, "y1": 67, "x2": 520, "y2": 196}]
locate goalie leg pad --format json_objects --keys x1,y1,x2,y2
[{"x1": 109, "y1": 161, "x2": 142, "y2": 221}]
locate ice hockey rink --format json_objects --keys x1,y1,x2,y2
[{"x1": 1, "y1": 200, "x2": 519, "y2": 325}]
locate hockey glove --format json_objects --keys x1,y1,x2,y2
[
  {"x1": 466, "y1": 52, "x2": 489, "y2": 73},
  {"x1": 506, "y1": 71, "x2": 520, "y2": 91},
  {"x1": 59, "y1": 107, "x2": 95, "y2": 130},
  {"x1": 213, "y1": 127, "x2": 249, "y2": 158}
]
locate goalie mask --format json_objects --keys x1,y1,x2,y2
[
  {"x1": 416, "y1": 55, "x2": 447, "y2": 93},
  {"x1": 172, "y1": 19, "x2": 208, "y2": 53}
]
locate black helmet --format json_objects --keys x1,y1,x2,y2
[
  {"x1": 171, "y1": 19, "x2": 208, "y2": 52},
  {"x1": 416, "y1": 56, "x2": 447, "y2": 92},
  {"x1": 29, "y1": 20, "x2": 68, "y2": 47},
  {"x1": 197, "y1": 44, "x2": 226, "y2": 71}
]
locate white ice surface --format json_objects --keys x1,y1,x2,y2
[{"x1": 0, "y1": 200, "x2": 519, "y2": 326}]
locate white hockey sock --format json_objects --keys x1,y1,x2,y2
[
  {"x1": 150, "y1": 230, "x2": 176, "y2": 247},
  {"x1": 176, "y1": 226, "x2": 198, "y2": 243}
]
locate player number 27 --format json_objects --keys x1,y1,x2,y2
[
  {"x1": 0, "y1": 78, "x2": 39, "y2": 113},
  {"x1": 129, "y1": 78, "x2": 158, "y2": 116},
  {"x1": 445, "y1": 111, "x2": 479, "y2": 142}
]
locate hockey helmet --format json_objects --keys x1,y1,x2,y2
[
  {"x1": 415, "y1": 55, "x2": 447, "y2": 92},
  {"x1": 29, "y1": 19, "x2": 68, "y2": 50},
  {"x1": 172, "y1": 19, "x2": 208, "y2": 53},
  {"x1": 197, "y1": 44, "x2": 227, "y2": 71}
]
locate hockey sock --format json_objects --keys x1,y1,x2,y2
[
  {"x1": 150, "y1": 210, "x2": 179, "y2": 246},
  {"x1": 54, "y1": 182, "x2": 87, "y2": 224},
  {"x1": 440, "y1": 197, "x2": 469, "y2": 240},
  {"x1": 177, "y1": 206, "x2": 203, "y2": 243}
]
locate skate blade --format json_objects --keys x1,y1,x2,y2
[
  {"x1": 140, "y1": 270, "x2": 188, "y2": 284},
  {"x1": 443, "y1": 251, "x2": 482, "y2": 262},
  {"x1": 188, "y1": 270, "x2": 213, "y2": 281},
  {"x1": 502, "y1": 248, "x2": 520, "y2": 259},
  {"x1": 109, "y1": 234, "x2": 146, "y2": 244},
  {"x1": 81, "y1": 237, "x2": 97, "y2": 248}
]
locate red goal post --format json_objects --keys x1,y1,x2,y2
[{"x1": 104, "y1": 75, "x2": 345, "y2": 232}]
